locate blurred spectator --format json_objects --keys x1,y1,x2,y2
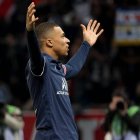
[
  {"x1": 103, "y1": 86, "x2": 140, "y2": 140},
  {"x1": 103, "y1": 88, "x2": 129, "y2": 140},
  {"x1": 0, "y1": 0, "x2": 140, "y2": 109},
  {"x1": 0, "y1": 90, "x2": 7, "y2": 140},
  {"x1": 125, "y1": 105, "x2": 140, "y2": 140},
  {"x1": 0, "y1": 91, "x2": 24, "y2": 140},
  {"x1": 5, "y1": 105, "x2": 24, "y2": 140},
  {"x1": 123, "y1": 82, "x2": 140, "y2": 140}
]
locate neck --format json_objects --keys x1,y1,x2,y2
[{"x1": 41, "y1": 47, "x2": 59, "y2": 60}]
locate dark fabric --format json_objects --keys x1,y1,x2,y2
[
  {"x1": 0, "y1": 125, "x2": 5, "y2": 140},
  {"x1": 26, "y1": 29, "x2": 91, "y2": 140},
  {"x1": 27, "y1": 31, "x2": 44, "y2": 75}
]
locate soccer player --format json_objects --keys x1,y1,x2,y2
[{"x1": 25, "y1": 2, "x2": 103, "y2": 140}]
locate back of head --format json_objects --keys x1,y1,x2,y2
[{"x1": 35, "y1": 22, "x2": 59, "y2": 47}]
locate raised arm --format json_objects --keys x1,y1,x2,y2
[
  {"x1": 26, "y1": 2, "x2": 44, "y2": 75},
  {"x1": 65, "y1": 20, "x2": 104, "y2": 79}
]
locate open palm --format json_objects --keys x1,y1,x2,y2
[
  {"x1": 81, "y1": 20, "x2": 104, "y2": 46},
  {"x1": 26, "y1": 2, "x2": 39, "y2": 31}
]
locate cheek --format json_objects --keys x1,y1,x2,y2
[
  {"x1": 57, "y1": 40, "x2": 66, "y2": 49},
  {"x1": 54, "y1": 39, "x2": 64, "y2": 47},
  {"x1": 53, "y1": 39, "x2": 66, "y2": 53},
  {"x1": 59, "y1": 40, "x2": 65, "y2": 46}
]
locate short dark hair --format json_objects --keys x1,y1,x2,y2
[{"x1": 35, "y1": 22, "x2": 59, "y2": 47}]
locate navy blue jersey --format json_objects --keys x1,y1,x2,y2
[{"x1": 26, "y1": 31, "x2": 91, "y2": 140}]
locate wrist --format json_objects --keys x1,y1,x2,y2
[
  {"x1": 26, "y1": 25, "x2": 34, "y2": 32},
  {"x1": 83, "y1": 41, "x2": 91, "y2": 47}
]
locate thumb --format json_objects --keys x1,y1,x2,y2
[{"x1": 80, "y1": 24, "x2": 86, "y2": 32}]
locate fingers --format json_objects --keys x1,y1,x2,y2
[
  {"x1": 90, "y1": 19, "x2": 104, "y2": 36},
  {"x1": 27, "y1": 2, "x2": 38, "y2": 20},
  {"x1": 97, "y1": 29, "x2": 104, "y2": 37},
  {"x1": 27, "y1": 2, "x2": 35, "y2": 17},
  {"x1": 32, "y1": 17, "x2": 39, "y2": 23},
  {"x1": 87, "y1": 19, "x2": 93, "y2": 31},
  {"x1": 80, "y1": 24, "x2": 86, "y2": 32},
  {"x1": 94, "y1": 23, "x2": 100, "y2": 33},
  {"x1": 87, "y1": 19, "x2": 103, "y2": 33},
  {"x1": 28, "y1": 9, "x2": 36, "y2": 19},
  {"x1": 27, "y1": 2, "x2": 39, "y2": 24},
  {"x1": 26, "y1": 2, "x2": 39, "y2": 31},
  {"x1": 29, "y1": 15, "x2": 38, "y2": 25},
  {"x1": 28, "y1": 2, "x2": 35, "y2": 13},
  {"x1": 91, "y1": 20, "x2": 97, "y2": 31}
]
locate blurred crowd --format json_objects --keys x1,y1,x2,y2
[
  {"x1": 0, "y1": 0, "x2": 140, "y2": 110},
  {"x1": 0, "y1": 91, "x2": 24, "y2": 140},
  {"x1": 1, "y1": 0, "x2": 140, "y2": 140}
]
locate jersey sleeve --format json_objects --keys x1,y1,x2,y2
[
  {"x1": 27, "y1": 30, "x2": 45, "y2": 76},
  {"x1": 64, "y1": 41, "x2": 91, "y2": 80}
]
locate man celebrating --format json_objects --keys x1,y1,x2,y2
[{"x1": 26, "y1": 2, "x2": 103, "y2": 140}]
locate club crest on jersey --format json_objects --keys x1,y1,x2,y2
[
  {"x1": 62, "y1": 78, "x2": 68, "y2": 91},
  {"x1": 57, "y1": 78, "x2": 69, "y2": 95}
]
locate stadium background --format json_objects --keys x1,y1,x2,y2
[{"x1": 1, "y1": 0, "x2": 140, "y2": 139}]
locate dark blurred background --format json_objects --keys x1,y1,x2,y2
[{"x1": 0, "y1": 0, "x2": 140, "y2": 110}]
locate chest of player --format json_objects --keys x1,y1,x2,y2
[{"x1": 47, "y1": 62, "x2": 68, "y2": 94}]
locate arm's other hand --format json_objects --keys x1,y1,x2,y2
[
  {"x1": 80, "y1": 19, "x2": 104, "y2": 46},
  {"x1": 26, "y1": 2, "x2": 39, "y2": 31}
]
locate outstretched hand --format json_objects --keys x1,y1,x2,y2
[
  {"x1": 26, "y1": 2, "x2": 39, "y2": 31},
  {"x1": 81, "y1": 20, "x2": 104, "y2": 46}
]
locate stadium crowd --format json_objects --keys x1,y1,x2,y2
[
  {"x1": 0, "y1": 0, "x2": 140, "y2": 110},
  {"x1": 1, "y1": 0, "x2": 140, "y2": 140}
]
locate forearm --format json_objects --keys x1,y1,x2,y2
[
  {"x1": 65, "y1": 41, "x2": 90, "y2": 79},
  {"x1": 27, "y1": 30, "x2": 44, "y2": 75}
]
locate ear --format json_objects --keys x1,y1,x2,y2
[{"x1": 46, "y1": 39, "x2": 53, "y2": 47}]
